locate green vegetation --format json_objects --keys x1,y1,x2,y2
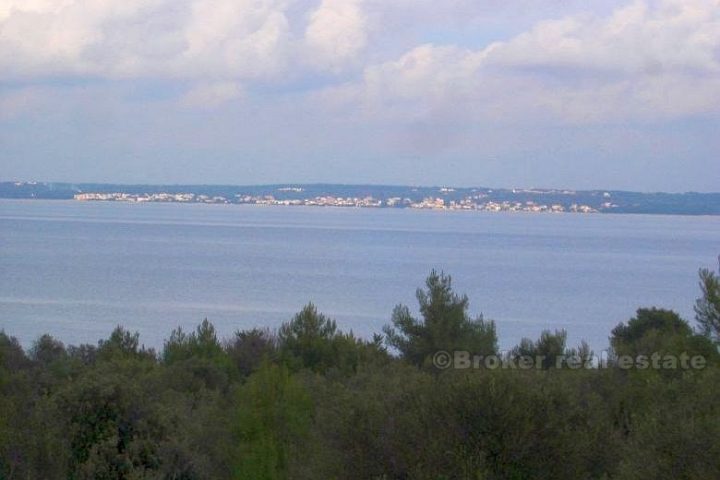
[
  {"x1": 2, "y1": 267, "x2": 720, "y2": 479},
  {"x1": 384, "y1": 271, "x2": 497, "y2": 367},
  {"x1": 695, "y1": 257, "x2": 720, "y2": 343}
]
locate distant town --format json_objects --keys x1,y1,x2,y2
[
  {"x1": 72, "y1": 190, "x2": 599, "y2": 213},
  {"x1": 2, "y1": 181, "x2": 719, "y2": 215}
]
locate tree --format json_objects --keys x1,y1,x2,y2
[
  {"x1": 162, "y1": 319, "x2": 236, "y2": 391},
  {"x1": 277, "y1": 303, "x2": 380, "y2": 374},
  {"x1": 163, "y1": 319, "x2": 226, "y2": 364},
  {"x1": 510, "y1": 329, "x2": 592, "y2": 369},
  {"x1": 97, "y1": 326, "x2": 155, "y2": 362},
  {"x1": 30, "y1": 334, "x2": 67, "y2": 366},
  {"x1": 613, "y1": 308, "x2": 691, "y2": 344},
  {"x1": 226, "y1": 328, "x2": 277, "y2": 377},
  {"x1": 383, "y1": 270, "x2": 497, "y2": 367},
  {"x1": 695, "y1": 257, "x2": 720, "y2": 343},
  {"x1": 0, "y1": 331, "x2": 31, "y2": 373},
  {"x1": 278, "y1": 304, "x2": 339, "y2": 373},
  {"x1": 233, "y1": 363, "x2": 312, "y2": 479},
  {"x1": 56, "y1": 365, "x2": 165, "y2": 479},
  {"x1": 610, "y1": 308, "x2": 717, "y2": 368}
]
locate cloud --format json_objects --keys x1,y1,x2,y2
[
  {"x1": 0, "y1": 0, "x2": 718, "y2": 120},
  {"x1": 180, "y1": 0, "x2": 291, "y2": 79},
  {"x1": 0, "y1": 0, "x2": 371, "y2": 81},
  {"x1": 343, "y1": 0, "x2": 720, "y2": 124},
  {"x1": 0, "y1": 0, "x2": 294, "y2": 80},
  {"x1": 303, "y1": 0, "x2": 367, "y2": 72},
  {"x1": 485, "y1": 0, "x2": 720, "y2": 75}
]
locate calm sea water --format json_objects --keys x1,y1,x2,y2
[{"x1": 1, "y1": 199, "x2": 718, "y2": 352}]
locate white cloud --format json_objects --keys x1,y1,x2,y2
[
  {"x1": 0, "y1": 0, "x2": 718, "y2": 122},
  {"x1": 0, "y1": 0, "x2": 372, "y2": 80},
  {"x1": 304, "y1": 0, "x2": 367, "y2": 72},
  {"x1": 0, "y1": 0, "x2": 294, "y2": 79},
  {"x1": 484, "y1": 0, "x2": 720, "y2": 75},
  {"x1": 180, "y1": 0, "x2": 291, "y2": 79},
  {"x1": 345, "y1": 0, "x2": 720, "y2": 124}
]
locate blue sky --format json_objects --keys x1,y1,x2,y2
[{"x1": 1, "y1": 0, "x2": 718, "y2": 191}]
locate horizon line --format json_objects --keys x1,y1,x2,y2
[{"x1": 5, "y1": 180, "x2": 719, "y2": 196}]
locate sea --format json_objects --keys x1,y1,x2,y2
[{"x1": 1, "y1": 199, "x2": 718, "y2": 353}]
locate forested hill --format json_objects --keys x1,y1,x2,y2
[{"x1": 2, "y1": 181, "x2": 719, "y2": 215}]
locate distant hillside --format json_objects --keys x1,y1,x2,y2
[{"x1": 1, "y1": 181, "x2": 719, "y2": 215}]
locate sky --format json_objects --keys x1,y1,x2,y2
[{"x1": 0, "y1": 0, "x2": 719, "y2": 192}]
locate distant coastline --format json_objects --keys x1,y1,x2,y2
[{"x1": 2, "y1": 181, "x2": 719, "y2": 215}]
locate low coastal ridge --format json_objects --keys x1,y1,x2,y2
[{"x1": 2, "y1": 181, "x2": 719, "y2": 215}]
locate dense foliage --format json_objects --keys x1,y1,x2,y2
[{"x1": 2, "y1": 266, "x2": 720, "y2": 479}]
